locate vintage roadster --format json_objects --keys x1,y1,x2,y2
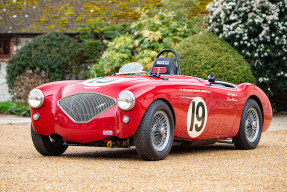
[{"x1": 29, "y1": 49, "x2": 272, "y2": 160}]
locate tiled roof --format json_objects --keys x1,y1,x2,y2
[{"x1": 0, "y1": 0, "x2": 161, "y2": 34}]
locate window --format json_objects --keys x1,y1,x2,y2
[{"x1": 0, "y1": 38, "x2": 10, "y2": 57}]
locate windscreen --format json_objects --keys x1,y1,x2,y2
[{"x1": 118, "y1": 62, "x2": 144, "y2": 74}]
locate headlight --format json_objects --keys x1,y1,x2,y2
[
  {"x1": 117, "y1": 90, "x2": 135, "y2": 111},
  {"x1": 28, "y1": 89, "x2": 44, "y2": 108}
]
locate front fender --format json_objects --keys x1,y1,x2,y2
[
  {"x1": 117, "y1": 82, "x2": 179, "y2": 139},
  {"x1": 31, "y1": 80, "x2": 80, "y2": 135}
]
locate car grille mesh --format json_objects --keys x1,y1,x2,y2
[{"x1": 58, "y1": 93, "x2": 115, "y2": 123}]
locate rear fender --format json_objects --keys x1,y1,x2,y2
[{"x1": 230, "y1": 83, "x2": 272, "y2": 137}]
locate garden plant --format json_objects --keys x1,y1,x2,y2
[
  {"x1": 7, "y1": 32, "x2": 83, "y2": 102},
  {"x1": 175, "y1": 32, "x2": 256, "y2": 84},
  {"x1": 207, "y1": 0, "x2": 287, "y2": 110},
  {"x1": 92, "y1": 11, "x2": 195, "y2": 76}
]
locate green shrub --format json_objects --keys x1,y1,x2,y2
[
  {"x1": 92, "y1": 11, "x2": 195, "y2": 76},
  {"x1": 175, "y1": 32, "x2": 256, "y2": 84},
  {"x1": 207, "y1": 0, "x2": 287, "y2": 111},
  {"x1": 8, "y1": 33, "x2": 80, "y2": 88},
  {"x1": 96, "y1": 34, "x2": 135, "y2": 76},
  {"x1": 77, "y1": 22, "x2": 130, "y2": 66},
  {"x1": 0, "y1": 101, "x2": 30, "y2": 116},
  {"x1": 7, "y1": 32, "x2": 90, "y2": 102}
]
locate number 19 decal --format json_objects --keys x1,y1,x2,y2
[{"x1": 187, "y1": 97, "x2": 208, "y2": 138}]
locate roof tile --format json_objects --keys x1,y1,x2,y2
[{"x1": 0, "y1": 0, "x2": 161, "y2": 34}]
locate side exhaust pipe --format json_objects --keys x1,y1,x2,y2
[{"x1": 217, "y1": 139, "x2": 233, "y2": 144}]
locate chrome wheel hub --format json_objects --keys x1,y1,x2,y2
[
  {"x1": 245, "y1": 108, "x2": 260, "y2": 142},
  {"x1": 252, "y1": 121, "x2": 257, "y2": 129},
  {"x1": 151, "y1": 111, "x2": 170, "y2": 151},
  {"x1": 160, "y1": 126, "x2": 166, "y2": 136}
]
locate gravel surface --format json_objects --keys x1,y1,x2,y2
[
  {"x1": 0, "y1": 124, "x2": 286, "y2": 191},
  {"x1": 0, "y1": 115, "x2": 31, "y2": 125},
  {"x1": 269, "y1": 116, "x2": 287, "y2": 131}
]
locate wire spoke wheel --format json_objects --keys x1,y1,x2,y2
[
  {"x1": 245, "y1": 108, "x2": 259, "y2": 142},
  {"x1": 233, "y1": 99, "x2": 262, "y2": 150},
  {"x1": 134, "y1": 100, "x2": 174, "y2": 160},
  {"x1": 151, "y1": 111, "x2": 170, "y2": 151}
]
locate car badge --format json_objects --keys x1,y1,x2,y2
[
  {"x1": 156, "y1": 61, "x2": 169, "y2": 65},
  {"x1": 97, "y1": 103, "x2": 106, "y2": 109}
]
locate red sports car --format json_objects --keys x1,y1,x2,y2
[{"x1": 29, "y1": 49, "x2": 272, "y2": 160}]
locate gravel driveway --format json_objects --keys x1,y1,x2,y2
[{"x1": 0, "y1": 116, "x2": 286, "y2": 191}]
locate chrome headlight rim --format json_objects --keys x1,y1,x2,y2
[
  {"x1": 28, "y1": 89, "x2": 45, "y2": 109},
  {"x1": 117, "y1": 90, "x2": 136, "y2": 111}
]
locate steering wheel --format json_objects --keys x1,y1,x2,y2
[{"x1": 149, "y1": 49, "x2": 181, "y2": 75}]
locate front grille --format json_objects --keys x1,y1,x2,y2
[{"x1": 58, "y1": 93, "x2": 116, "y2": 123}]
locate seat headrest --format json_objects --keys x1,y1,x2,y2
[{"x1": 151, "y1": 58, "x2": 175, "y2": 75}]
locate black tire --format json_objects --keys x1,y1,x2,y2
[
  {"x1": 134, "y1": 100, "x2": 174, "y2": 160},
  {"x1": 31, "y1": 124, "x2": 68, "y2": 156},
  {"x1": 233, "y1": 99, "x2": 263, "y2": 150}
]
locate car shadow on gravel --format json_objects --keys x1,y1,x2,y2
[
  {"x1": 170, "y1": 143, "x2": 236, "y2": 155},
  {"x1": 60, "y1": 144, "x2": 236, "y2": 160},
  {"x1": 62, "y1": 147, "x2": 140, "y2": 161}
]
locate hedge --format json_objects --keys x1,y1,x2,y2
[{"x1": 175, "y1": 32, "x2": 256, "y2": 84}]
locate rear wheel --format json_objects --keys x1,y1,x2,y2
[
  {"x1": 134, "y1": 100, "x2": 174, "y2": 161},
  {"x1": 233, "y1": 99, "x2": 263, "y2": 149},
  {"x1": 31, "y1": 125, "x2": 68, "y2": 156}
]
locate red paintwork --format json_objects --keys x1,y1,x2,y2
[{"x1": 31, "y1": 75, "x2": 272, "y2": 144}]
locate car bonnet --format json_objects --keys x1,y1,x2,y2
[{"x1": 59, "y1": 76, "x2": 153, "y2": 99}]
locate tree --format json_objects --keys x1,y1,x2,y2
[{"x1": 207, "y1": 0, "x2": 287, "y2": 111}]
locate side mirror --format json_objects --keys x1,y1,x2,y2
[{"x1": 208, "y1": 74, "x2": 216, "y2": 84}]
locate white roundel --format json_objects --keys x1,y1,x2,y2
[{"x1": 187, "y1": 97, "x2": 208, "y2": 138}]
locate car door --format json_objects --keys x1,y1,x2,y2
[
  {"x1": 174, "y1": 80, "x2": 212, "y2": 140},
  {"x1": 205, "y1": 84, "x2": 239, "y2": 138}
]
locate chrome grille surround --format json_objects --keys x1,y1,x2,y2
[{"x1": 57, "y1": 93, "x2": 116, "y2": 123}]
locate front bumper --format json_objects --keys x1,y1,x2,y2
[
  {"x1": 31, "y1": 101, "x2": 142, "y2": 143},
  {"x1": 31, "y1": 104, "x2": 119, "y2": 143}
]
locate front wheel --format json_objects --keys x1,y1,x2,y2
[
  {"x1": 233, "y1": 99, "x2": 263, "y2": 149},
  {"x1": 31, "y1": 125, "x2": 68, "y2": 156},
  {"x1": 134, "y1": 100, "x2": 174, "y2": 160}
]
